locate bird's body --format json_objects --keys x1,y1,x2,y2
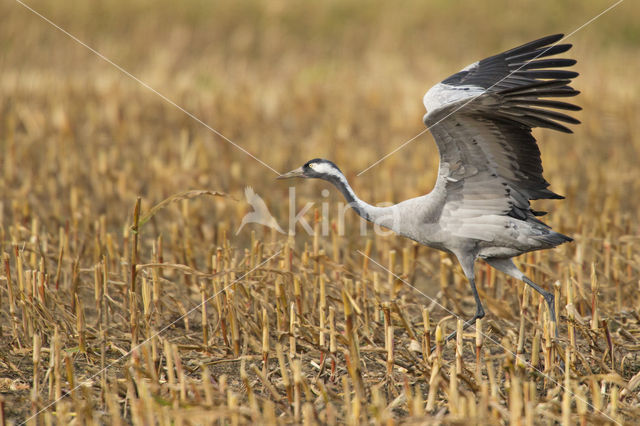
[{"x1": 279, "y1": 34, "x2": 580, "y2": 340}]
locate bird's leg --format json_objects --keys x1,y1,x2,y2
[
  {"x1": 485, "y1": 257, "x2": 558, "y2": 338},
  {"x1": 430, "y1": 253, "x2": 484, "y2": 354},
  {"x1": 442, "y1": 277, "x2": 485, "y2": 345},
  {"x1": 523, "y1": 276, "x2": 557, "y2": 337}
]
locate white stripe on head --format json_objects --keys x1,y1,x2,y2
[{"x1": 309, "y1": 162, "x2": 342, "y2": 178}]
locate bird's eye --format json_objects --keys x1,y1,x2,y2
[{"x1": 307, "y1": 163, "x2": 316, "y2": 170}]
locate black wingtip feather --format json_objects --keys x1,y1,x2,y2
[
  {"x1": 545, "y1": 33, "x2": 564, "y2": 43},
  {"x1": 510, "y1": 99, "x2": 581, "y2": 111},
  {"x1": 502, "y1": 113, "x2": 574, "y2": 133},
  {"x1": 508, "y1": 44, "x2": 572, "y2": 62},
  {"x1": 499, "y1": 79, "x2": 573, "y2": 95},
  {"x1": 503, "y1": 34, "x2": 565, "y2": 57},
  {"x1": 522, "y1": 106, "x2": 581, "y2": 124},
  {"x1": 518, "y1": 70, "x2": 579, "y2": 80},
  {"x1": 515, "y1": 89, "x2": 579, "y2": 98},
  {"x1": 513, "y1": 58, "x2": 577, "y2": 69}
]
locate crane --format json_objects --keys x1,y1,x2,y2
[{"x1": 278, "y1": 34, "x2": 580, "y2": 343}]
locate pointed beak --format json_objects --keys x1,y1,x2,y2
[{"x1": 277, "y1": 167, "x2": 306, "y2": 180}]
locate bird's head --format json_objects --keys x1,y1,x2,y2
[{"x1": 277, "y1": 159, "x2": 344, "y2": 182}]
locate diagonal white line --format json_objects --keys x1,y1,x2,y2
[
  {"x1": 21, "y1": 250, "x2": 282, "y2": 425},
  {"x1": 15, "y1": 0, "x2": 281, "y2": 175},
  {"x1": 562, "y1": 0, "x2": 625, "y2": 40},
  {"x1": 357, "y1": 250, "x2": 621, "y2": 425},
  {"x1": 357, "y1": 128, "x2": 429, "y2": 176},
  {"x1": 357, "y1": 0, "x2": 625, "y2": 176}
]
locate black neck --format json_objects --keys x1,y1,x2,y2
[{"x1": 326, "y1": 174, "x2": 373, "y2": 221}]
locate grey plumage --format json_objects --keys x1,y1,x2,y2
[{"x1": 279, "y1": 34, "x2": 580, "y2": 342}]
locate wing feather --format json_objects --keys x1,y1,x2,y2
[{"x1": 422, "y1": 34, "x2": 580, "y2": 232}]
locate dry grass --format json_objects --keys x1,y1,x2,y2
[{"x1": 1, "y1": 0, "x2": 640, "y2": 424}]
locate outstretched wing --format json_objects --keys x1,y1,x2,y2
[{"x1": 422, "y1": 34, "x2": 580, "y2": 237}]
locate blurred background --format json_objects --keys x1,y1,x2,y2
[{"x1": 2, "y1": 0, "x2": 638, "y2": 238}]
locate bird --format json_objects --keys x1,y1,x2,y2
[
  {"x1": 278, "y1": 34, "x2": 580, "y2": 343},
  {"x1": 236, "y1": 186, "x2": 285, "y2": 235}
]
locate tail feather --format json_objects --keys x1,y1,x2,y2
[
  {"x1": 528, "y1": 217, "x2": 573, "y2": 247},
  {"x1": 540, "y1": 229, "x2": 573, "y2": 246}
]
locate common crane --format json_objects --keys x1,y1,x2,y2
[{"x1": 278, "y1": 34, "x2": 580, "y2": 342}]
